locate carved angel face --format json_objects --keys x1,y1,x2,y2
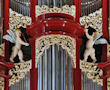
[
  {"x1": 15, "y1": 29, "x2": 22, "y2": 37},
  {"x1": 16, "y1": 31, "x2": 21, "y2": 37}
]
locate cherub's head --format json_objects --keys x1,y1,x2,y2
[
  {"x1": 87, "y1": 26, "x2": 96, "y2": 36},
  {"x1": 14, "y1": 29, "x2": 22, "y2": 37}
]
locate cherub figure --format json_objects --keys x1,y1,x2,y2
[
  {"x1": 3, "y1": 29, "x2": 29, "y2": 62},
  {"x1": 84, "y1": 26, "x2": 107, "y2": 63}
]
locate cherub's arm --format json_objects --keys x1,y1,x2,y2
[
  {"x1": 18, "y1": 37, "x2": 29, "y2": 46},
  {"x1": 85, "y1": 29, "x2": 92, "y2": 39}
]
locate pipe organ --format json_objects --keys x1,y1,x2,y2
[
  {"x1": 37, "y1": 45, "x2": 74, "y2": 90},
  {"x1": 9, "y1": 0, "x2": 30, "y2": 16},
  {"x1": 0, "y1": 0, "x2": 110, "y2": 90},
  {"x1": 81, "y1": 0, "x2": 102, "y2": 16},
  {"x1": 9, "y1": 72, "x2": 30, "y2": 90},
  {"x1": 81, "y1": 72, "x2": 102, "y2": 90},
  {"x1": 9, "y1": 0, "x2": 102, "y2": 17}
]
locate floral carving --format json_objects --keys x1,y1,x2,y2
[
  {"x1": 0, "y1": 77, "x2": 4, "y2": 90},
  {"x1": 80, "y1": 61, "x2": 103, "y2": 86},
  {"x1": 9, "y1": 9, "x2": 32, "y2": 30},
  {"x1": 35, "y1": 5, "x2": 76, "y2": 17},
  {"x1": 80, "y1": 8, "x2": 102, "y2": 33},
  {"x1": 35, "y1": 35, "x2": 76, "y2": 68},
  {"x1": 9, "y1": 61, "x2": 31, "y2": 86}
]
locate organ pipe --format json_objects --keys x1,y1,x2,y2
[
  {"x1": 37, "y1": 45, "x2": 73, "y2": 90},
  {"x1": 81, "y1": 72, "x2": 102, "y2": 90},
  {"x1": 9, "y1": 72, "x2": 30, "y2": 90}
]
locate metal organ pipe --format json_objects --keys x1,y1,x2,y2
[
  {"x1": 81, "y1": 0, "x2": 102, "y2": 16},
  {"x1": 52, "y1": 45, "x2": 56, "y2": 90},
  {"x1": 81, "y1": 72, "x2": 102, "y2": 90},
  {"x1": 9, "y1": 72, "x2": 30, "y2": 90},
  {"x1": 37, "y1": 45, "x2": 73, "y2": 90}
]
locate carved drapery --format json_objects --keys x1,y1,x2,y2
[{"x1": 35, "y1": 35, "x2": 76, "y2": 68}]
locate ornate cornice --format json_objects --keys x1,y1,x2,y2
[{"x1": 35, "y1": 5, "x2": 76, "y2": 17}]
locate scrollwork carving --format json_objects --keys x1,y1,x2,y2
[
  {"x1": 9, "y1": 9, "x2": 32, "y2": 30},
  {"x1": 0, "y1": 77, "x2": 4, "y2": 90},
  {"x1": 80, "y1": 60, "x2": 103, "y2": 86},
  {"x1": 35, "y1": 35, "x2": 76, "y2": 68},
  {"x1": 80, "y1": 8, "x2": 102, "y2": 33},
  {"x1": 9, "y1": 61, "x2": 31, "y2": 86},
  {"x1": 35, "y1": 5, "x2": 76, "y2": 17}
]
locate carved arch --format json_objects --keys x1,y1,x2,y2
[{"x1": 35, "y1": 34, "x2": 76, "y2": 68}]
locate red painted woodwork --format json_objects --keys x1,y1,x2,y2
[
  {"x1": 74, "y1": 38, "x2": 82, "y2": 90},
  {"x1": 102, "y1": 0, "x2": 108, "y2": 39},
  {"x1": 4, "y1": 0, "x2": 9, "y2": 33},
  {"x1": 103, "y1": 78, "x2": 107, "y2": 90},
  {"x1": 74, "y1": 0, "x2": 81, "y2": 22},
  {"x1": 5, "y1": 78, "x2": 9, "y2": 90},
  {"x1": 0, "y1": 62, "x2": 13, "y2": 68},
  {"x1": 30, "y1": 0, "x2": 37, "y2": 22},
  {"x1": 102, "y1": 0, "x2": 108, "y2": 62},
  {"x1": 1, "y1": 0, "x2": 109, "y2": 89},
  {"x1": 27, "y1": 13, "x2": 84, "y2": 90},
  {"x1": 30, "y1": 69, "x2": 38, "y2": 90},
  {"x1": 98, "y1": 57, "x2": 110, "y2": 90},
  {"x1": 102, "y1": 44, "x2": 107, "y2": 62},
  {"x1": 27, "y1": 13, "x2": 84, "y2": 38},
  {"x1": 36, "y1": 13, "x2": 75, "y2": 21},
  {"x1": 4, "y1": 0, "x2": 10, "y2": 60},
  {"x1": 0, "y1": 60, "x2": 13, "y2": 90}
]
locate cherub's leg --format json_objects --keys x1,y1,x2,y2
[
  {"x1": 18, "y1": 50, "x2": 24, "y2": 62},
  {"x1": 10, "y1": 47, "x2": 18, "y2": 62},
  {"x1": 84, "y1": 49, "x2": 90, "y2": 62},
  {"x1": 90, "y1": 49, "x2": 96, "y2": 63}
]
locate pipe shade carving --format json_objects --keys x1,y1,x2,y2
[
  {"x1": 35, "y1": 5, "x2": 76, "y2": 17},
  {"x1": 35, "y1": 35, "x2": 76, "y2": 68}
]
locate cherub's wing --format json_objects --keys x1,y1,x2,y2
[
  {"x1": 95, "y1": 38, "x2": 107, "y2": 45},
  {"x1": 3, "y1": 35, "x2": 15, "y2": 43},
  {"x1": 7, "y1": 30, "x2": 16, "y2": 42},
  {"x1": 94, "y1": 33, "x2": 103, "y2": 42}
]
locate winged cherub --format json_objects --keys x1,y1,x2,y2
[
  {"x1": 84, "y1": 26, "x2": 107, "y2": 63},
  {"x1": 3, "y1": 29, "x2": 29, "y2": 62}
]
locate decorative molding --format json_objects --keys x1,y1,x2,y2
[
  {"x1": 9, "y1": 9, "x2": 32, "y2": 30},
  {"x1": 9, "y1": 61, "x2": 31, "y2": 86},
  {"x1": 0, "y1": 77, "x2": 4, "y2": 90},
  {"x1": 35, "y1": 35, "x2": 76, "y2": 68},
  {"x1": 80, "y1": 60, "x2": 103, "y2": 86},
  {"x1": 108, "y1": 78, "x2": 110, "y2": 90},
  {"x1": 35, "y1": 5, "x2": 76, "y2": 17},
  {"x1": 0, "y1": 43, "x2": 4, "y2": 57},
  {"x1": 80, "y1": 8, "x2": 102, "y2": 33},
  {"x1": 108, "y1": 44, "x2": 110, "y2": 57}
]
